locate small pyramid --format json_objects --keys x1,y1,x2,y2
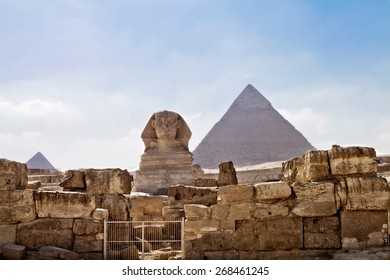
[
  {"x1": 26, "y1": 152, "x2": 56, "y2": 170},
  {"x1": 192, "y1": 84, "x2": 315, "y2": 168}
]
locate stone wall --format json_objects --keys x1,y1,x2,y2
[
  {"x1": 0, "y1": 160, "x2": 132, "y2": 260},
  {"x1": 182, "y1": 146, "x2": 390, "y2": 260}
]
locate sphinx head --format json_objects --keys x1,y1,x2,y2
[{"x1": 141, "y1": 110, "x2": 192, "y2": 151}]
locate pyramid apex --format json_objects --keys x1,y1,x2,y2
[
  {"x1": 233, "y1": 84, "x2": 271, "y2": 110},
  {"x1": 26, "y1": 152, "x2": 56, "y2": 170}
]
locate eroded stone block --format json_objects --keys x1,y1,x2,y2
[
  {"x1": 73, "y1": 219, "x2": 103, "y2": 235},
  {"x1": 292, "y1": 182, "x2": 338, "y2": 217},
  {"x1": 93, "y1": 208, "x2": 109, "y2": 221},
  {"x1": 210, "y1": 204, "x2": 229, "y2": 220},
  {"x1": 0, "y1": 224, "x2": 17, "y2": 253},
  {"x1": 17, "y1": 218, "x2": 74, "y2": 250},
  {"x1": 162, "y1": 207, "x2": 185, "y2": 220},
  {"x1": 328, "y1": 146, "x2": 377, "y2": 177},
  {"x1": 336, "y1": 177, "x2": 390, "y2": 210},
  {"x1": 185, "y1": 220, "x2": 220, "y2": 233},
  {"x1": 218, "y1": 161, "x2": 238, "y2": 186},
  {"x1": 253, "y1": 203, "x2": 289, "y2": 220},
  {"x1": 168, "y1": 185, "x2": 217, "y2": 207},
  {"x1": 304, "y1": 217, "x2": 341, "y2": 249},
  {"x1": 255, "y1": 182, "x2": 291, "y2": 201},
  {"x1": 227, "y1": 202, "x2": 253, "y2": 221},
  {"x1": 35, "y1": 191, "x2": 96, "y2": 219},
  {"x1": 39, "y1": 246, "x2": 79, "y2": 260},
  {"x1": 85, "y1": 168, "x2": 133, "y2": 195},
  {"x1": 341, "y1": 211, "x2": 388, "y2": 246},
  {"x1": 0, "y1": 159, "x2": 28, "y2": 190},
  {"x1": 184, "y1": 204, "x2": 210, "y2": 221},
  {"x1": 217, "y1": 185, "x2": 254, "y2": 204},
  {"x1": 101, "y1": 195, "x2": 131, "y2": 221},
  {"x1": 0, "y1": 190, "x2": 36, "y2": 224},
  {"x1": 2, "y1": 244, "x2": 26, "y2": 260},
  {"x1": 191, "y1": 233, "x2": 233, "y2": 251},
  {"x1": 60, "y1": 170, "x2": 86, "y2": 191},
  {"x1": 254, "y1": 217, "x2": 303, "y2": 251},
  {"x1": 73, "y1": 235, "x2": 103, "y2": 253},
  {"x1": 282, "y1": 150, "x2": 331, "y2": 183},
  {"x1": 130, "y1": 196, "x2": 164, "y2": 218}
]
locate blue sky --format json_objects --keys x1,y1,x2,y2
[{"x1": 0, "y1": 0, "x2": 389, "y2": 170}]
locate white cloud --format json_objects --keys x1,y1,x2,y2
[
  {"x1": 13, "y1": 100, "x2": 67, "y2": 116},
  {"x1": 278, "y1": 107, "x2": 331, "y2": 135}
]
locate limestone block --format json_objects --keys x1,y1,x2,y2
[
  {"x1": 26, "y1": 181, "x2": 41, "y2": 190},
  {"x1": 341, "y1": 211, "x2": 388, "y2": 244},
  {"x1": 59, "y1": 169, "x2": 86, "y2": 191},
  {"x1": 168, "y1": 185, "x2": 217, "y2": 207},
  {"x1": 341, "y1": 237, "x2": 360, "y2": 249},
  {"x1": 185, "y1": 220, "x2": 220, "y2": 233},
  {"x1": 217, "y1": 185, "x2": 254, "y2": 204},
  {"x1": 255, "y1": 181, "x2": 291, "y2": 201},
  {"x1": 254, "y1": 217, "x2": 303, "y2": 251},
  {"x1": 184, "y1": 204, "x2": 210, "y2": 221},
  {"x1": 0, "y1": 190, "x2": 36, "y2": 224},
  {"x1": 162, "y1": 207, "x2": 185, "y2": 220},
  {"x1": 184, "y1": 250, "x2": 204, "y2": 260},
  {"x1": 73, "y1": 235, "x2": 103, "y2": 253},
  {"x1": 35, "y1": 191, "x2": 96, "y2": 219},
  {"x1": 220, "y1": 220, "x2": 235, "y2": 232},
  {"x1": 194, "y1": 178, "x2": 218, "y2": 187},
  {"x1": 130, "y1": 196, "x2": 164, "y2": 218},
  {"x1": 133, "y1": 224, "x2": 163, "y2": 240},
  {"x1": 2, "y1": 244, "x2": 26, "y2": 260},
  {"x1": 218, "y1": 161, "x2": 238, "y2": 186},
  {"x1": 73, "y1": 219, "x2": 103, "y2": 235},
  {"x1": 85, "y1": 168, "x2": 133, "y2": 195},
  {"x1": 17, "y1": 218, "x2": 74, "y2": 250},
  {"x1": 292, "y1": 182, "x2": 338, "y2": 217},
  {"x1": 192, "y1": 233, "x2": 233, "y2": 251},
  {"x1": 367, "y1": 232, "x2": 385, "y2": 247},
  {"x1": 120, "y1": 246, "x2": 139, "y2": 260},
  {"x1": 39, "y1": 246, "x2": 79, "y2": 260},
  {"x1": 253, "y1": 203, "x2": 289, "y2": 220},
  {"x1": 303, "y1": 217, "x2": 341, "y2": 249},
  {"x1": 227, "y1": 202, "x2": 253, "y2": 221},
  {"x1": 0, "y1": 158, "x2": 28, "y2": 190},
  {"x1": 328, "y1": 146, "x2": 377, "y2": 177},
  {"x1": 282, "y1": 150, "x2": 331, "y2": 184},
  {"x1": 233, "y1": 220, "x2": 255, "y2": 249},
  {"x1": 336, "y1": 177, "x2": 390, "y2": 210},
  {"x1": 0, "y1": 225, "x2": 16, "y2": 253},
  {"x1": 93, "y1": 208, "x2": 109, "y2": 221},
  {"x1": 210, "y1": 204, "x2": 229, "y2": 220},
  {"x1": 101, "y1": 195, "x2": 131, "y2": 221}
]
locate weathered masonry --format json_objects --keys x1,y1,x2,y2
[
  {"x1": 1, "y1": 145, "x2": 390, "y2": 260},
  {"x1": 182, "y1": 146, "x2": 390, "y2": 259}
]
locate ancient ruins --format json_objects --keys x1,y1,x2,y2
[
  {"x1": 0, "y1": 88, "x2": 390, "y2": 260},
  {"x1": 1, "y1": 144, "x2": 390, "y2": 260}
]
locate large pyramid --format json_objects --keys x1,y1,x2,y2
[
  {"x1": 26, "y1": 152, "x2": 56, "y2": 170},
  {"x1": 192, "y1": 84, "x2": 315, "y2": 169}
]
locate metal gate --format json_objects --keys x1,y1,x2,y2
[{"x1": 103, "y1": 218, "x2": 184, "y2": 260}]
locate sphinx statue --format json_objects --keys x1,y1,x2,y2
[{"x1": 133, "y1": 110, "x2": 203, "y2": 194}]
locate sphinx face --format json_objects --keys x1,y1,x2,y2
[{"x1": 152, "y1": 111, "x2": 181, "y2": 140}]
